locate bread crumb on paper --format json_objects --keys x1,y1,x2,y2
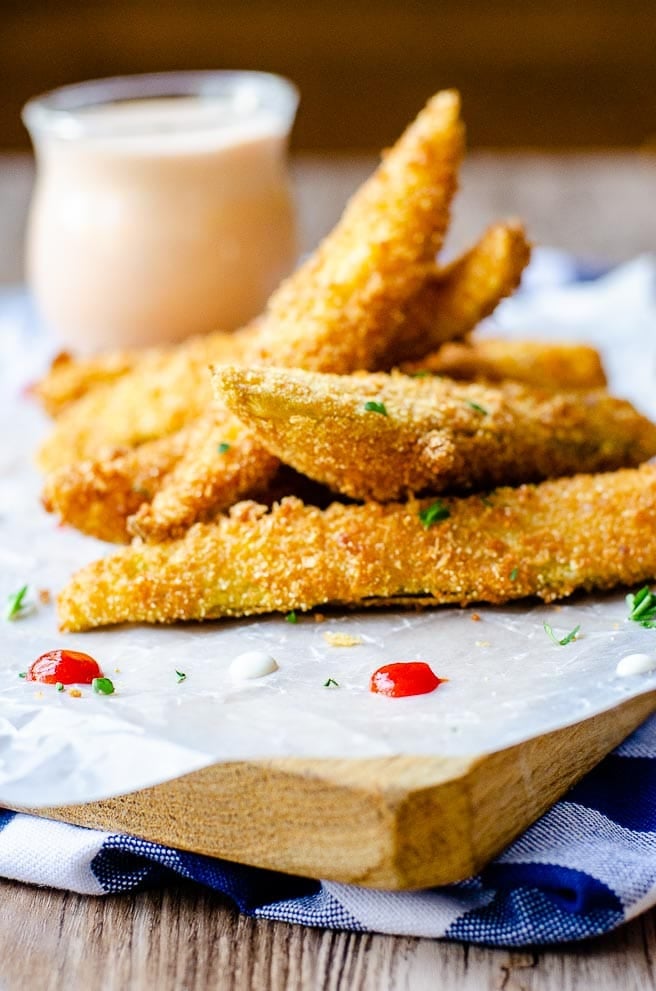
[{"x1": 323, "y1": 631, "x2": 363, "y2": 648}]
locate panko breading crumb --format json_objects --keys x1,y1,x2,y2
[
  {"x1": 380, "y1": 221, "x2": 530, "y2": 367},
  {"x1": 214, "y1": 366, "x2": 656, "y2": 501},
  {"x1": 58, "y1": 465, "x2": 656, "y2": 631},
  {"x1": 470, "y1": 613, "x2": 481, "y2": 622},
  {"x1": 323, "y1": 632, "x2": 363, "y2": 647},
  {"x1": 38, "y1": 588, "x2": 51, "y2": 605},
  {"x1": 68, "y1": 688, "x2": 82, "y2": 698},
  {"x1": 402, "y1": 339, "x2": 607, "y2": 391},
  {"x1": 36, "y1": 329, "x2": 254, "y2": 473},
  {"x1": 35, "y1": 348, "x2": 138, "y2": 417}
]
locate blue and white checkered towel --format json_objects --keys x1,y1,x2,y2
[{"x1": 2, "y1": 712, "x2": 656, "y2": 946}]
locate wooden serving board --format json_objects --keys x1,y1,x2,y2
[{"x1": 24, "y1": 690, "x2": 656, "y2": 891}]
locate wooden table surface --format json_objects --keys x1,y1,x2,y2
[{"x1": 2, "y1": 151, "x2": 656, "y2": 990}]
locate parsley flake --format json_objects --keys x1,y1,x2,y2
[
  {"x1": 466, "y1": 400, "x2": 488, "y2": 415},
  {"x1": 18, "y1": 672, "x2": 26, "y2": 679},
  {"x1": 626, "y1": 586, "x2": 656, "y2": 629},
  {"x1": 323, "y1": 677, "x2": 340, "y2": 688},
  {"x1": 217, "y1": 442, "x2": 231, "y2": 454},
  {"x1": 410, "y1": 370, "x2": 430, "y2": 378},
  {"x1": 509, "y1": 567, "x2": 519, "y2": 582},
  {"x1": 92, "y1": 677, "x2": 115, "y2": 695},
  {"x1": 175, "y1": 670, "x2": 187, "y2": 683},
  {"x1": 5, "y1": 585, "x2": 28, "y2": 621},
  {"x1": 363, "y1": 400, "x2": 388, "y2": 416},
  {"x1": 544, "y1": 622, "x2": 580, "y2": 646},
  {"x1": 55, "y1": 682, "x2": 65, "y2": 692},
  {"x1": 285, "y1": 611, "x2": 298, "y2": 623},
  {"x1": 418, "y1": 500, "x2": 451, "y2": 529}
]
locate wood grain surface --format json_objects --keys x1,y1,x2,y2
[
  {"x1": 3, "y1": 152, "x2": 656, "y2": 988},
  {"x1": 32, "y1": 691, "x2": 656, "y2": 890}
]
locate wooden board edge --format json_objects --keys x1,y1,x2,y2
[{"x1": 17, "y1": 691, "x2": 656, "y2": 890}]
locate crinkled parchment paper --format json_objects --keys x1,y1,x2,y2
[{"x1": 2, "y1": 253, "x2": 656, "y2": 808}]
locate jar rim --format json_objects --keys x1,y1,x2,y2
[{"x1": 22, "y1": 70, "x2": 299, "y2": 140}]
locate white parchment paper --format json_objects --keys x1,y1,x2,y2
[{"x1": 2, "y1": 252, "x2": 656, "y2": 808}]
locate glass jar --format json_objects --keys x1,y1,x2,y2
[{"x1": 23, "y1": 71, "x2": 299, "y2": 350}]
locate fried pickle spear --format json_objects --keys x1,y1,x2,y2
[
  {"x1": 41, "y1": 431, "x2": 193, "y2": 544},
  {"x1": 214, "y1": 366, "x2": 656, "y2": 501},
  {"x1": 36, "y1": 327, "x2": 258, "y2": 473},
  {"x1": 401, "y1": 338, "x2": 607, "y2": 390},
  {"x1": 377, "y1": 220, "x2": 530, "y2": 367},
  {"x1": 248, "y1": 89, "x2": 465, "y2": 373},
  {"x1": 58, "y1": 465, "x2": 656, "y2": 630},
  {"x1": 34, "y1": 349, "x2": 138, "y2": 417}
]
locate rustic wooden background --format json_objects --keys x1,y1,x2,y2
[{"x1": 1, "y1": 0, "x2": 655, "y2": 151}]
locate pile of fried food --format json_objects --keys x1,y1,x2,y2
[{"x1": 33, "y1": 91, "x2": 656, "y2": 633}]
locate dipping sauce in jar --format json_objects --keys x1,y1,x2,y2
[{"x1": 23, "y1": 71, "x2": 299, "y2": 350}]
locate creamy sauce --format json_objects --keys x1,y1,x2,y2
[
  {"x1": 26, "y1": 94, "x2": 297, "y2": 350},
  {"x1": 616, "y1": 653, "x2": 656, "y2": 677},
  {"x1": 229, "y1": 650, "x2": 279, "y2": 681}
]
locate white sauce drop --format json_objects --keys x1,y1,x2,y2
[
  {"x1": 229, "y1": 650, "x2": 279, "y2": 681},
  {"x1": 615, "y1": 653, "x2": 656, "y2": 677}
]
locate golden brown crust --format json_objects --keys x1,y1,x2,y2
[
  {"x1": 127, "y1": 407, "x2": 280, "y2": 541},
  {"x1": 58, "y1": 465, "x2": 656, "y2": 631},
  {"x1": 34, "y1": 349, "x2": 138, "y2": 417},
  {"x1": 401, "y1": 338, "x2": 608, "y2": 390},
  {"x1": 41, "y1": 430, "x2": 193, "y2": 543},
  {"x1": 248, "y1": 90, "x2": 465, "y2": 374},
  {"x1": 377, "y1": 221, "x2": 531, "y2": 367},
  {"x1": 214, "y1": 366, "x2": 656, "y2": 501},
  {"x1": 36, "y1": 327, "x2": 257, "y2": 473}
]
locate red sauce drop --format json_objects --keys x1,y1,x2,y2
[
  {"x1": 26, "y1": 649, "x2": 103, "y2": 685},
  {"x1": 370, "y1": 661, "x2": 446, "y2": 698}
]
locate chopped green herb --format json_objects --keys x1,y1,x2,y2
[
  {"x1": 55, "y1": 682, "x2": 65, "y2": 692},
  {"x1": 544, "y1": 622, "x2": 580, "y2": 646},
  {"x1": 410, "y1": 370, "x2": 430, "y2": 378},
  {"x1": 18, "y1": 672, "x2": 26, "y2": 679},
  {"x1": 131, "y1": 485, "x2": 151, "y2": 498},
  {"x1": 626, "y1": 586, "x2": 656, "y2": 628},
  {"x1": 466, "y1": 400, "x2": 488, "y2": 415},
  {"x1": 363, "y1": 400, "x2": 388, "y2": 416},
  {"x1": 217, "y1": 442, "x2": 231, "y2": 454},
  {"x1": 509, "y1": 567, "x2": 519, "y2": 582},
  {"x1": 92, "y1": 677, "x2": 115, "y2": 695},
  {"x1": 175, "y1": 670, "x2": 187, "y2": 683},
  {"x1": 285, "y1": 611, "x2": 298, "y2": 623},
  {"x1": 481, "y1": 495, "x2": 494, "y2": 508},
  {"x1": 323, "y1": 677, "x2": 340, "y2": 688},
  {"x1": 5, "y1": 585, "x2": 28, "y2": 621},
  {"x1": 418, "y1": 500, "x2": 451, "y2": 529}
]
